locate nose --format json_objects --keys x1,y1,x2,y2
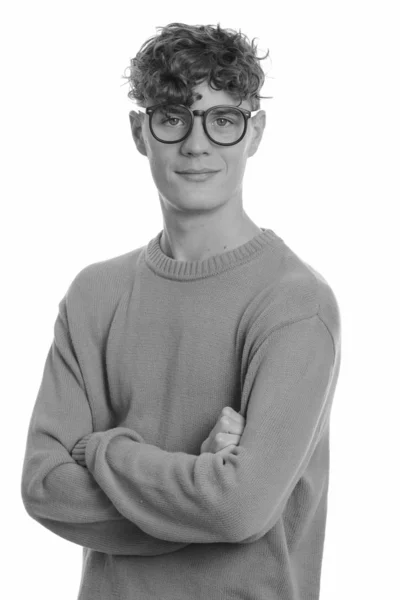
[{"x1": 181, "y1": 115, "x2": 212, "y2": 152}]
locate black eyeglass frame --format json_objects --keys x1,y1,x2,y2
[{"x1": 142, "y1": 103, "x2": 261, "y2": 147}]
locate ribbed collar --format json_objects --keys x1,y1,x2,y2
[{"x1": 144, "y1": 227, "x2": 284, "y2": 281}]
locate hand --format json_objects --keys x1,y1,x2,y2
[{"x1": 200, "y1": 407, "x2": 245, "y2": 459}]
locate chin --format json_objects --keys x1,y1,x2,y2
[{"x1": 176, "y1": 194, "x2": 226, "y2": 209}]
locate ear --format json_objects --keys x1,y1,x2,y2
[
  {"x1": 246, "y1": 110, "x2": 266, "y2": 158},
  {"x1": 129, "y1": 110, "x2": 148, "y2": 157}
]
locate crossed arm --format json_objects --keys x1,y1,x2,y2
[{"x1": 21, "y1": 294, "x2": 337, "y2": 554}]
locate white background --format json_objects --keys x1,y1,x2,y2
[{"x1": 2, "y1": 1, "x2": 399, "y2": 598}]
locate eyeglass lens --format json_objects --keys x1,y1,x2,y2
[{"x1": 151, "y1": 105, "x2": 245, "y2": 144}]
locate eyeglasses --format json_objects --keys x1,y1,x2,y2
[{"x1": 139, "y1": 103, "x2": 262, "y2": 146}]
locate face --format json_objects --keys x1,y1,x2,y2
[{"x1": 129, "y1": 80, "x2": 266, "y2": 215}]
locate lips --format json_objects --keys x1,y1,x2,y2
[{"x1": 177, "y1": 171, "x2": 219, "y2": 181}]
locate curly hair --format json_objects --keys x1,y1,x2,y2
[{"x1": 122, "y1": 22, "x2": 272, "y2": 111}]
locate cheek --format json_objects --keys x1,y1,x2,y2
[{"x1": 148, "y1": 158, "x2": 177, "y2": 188}]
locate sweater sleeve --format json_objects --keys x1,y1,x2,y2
[
  {"x1": 70, "y1": 313, "x2": 338, "y2": 544},
  {"x1": 20, "y1": 295, "x2": 190, "y2": 556}
]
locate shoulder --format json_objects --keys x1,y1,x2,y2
[
  {"x1": 242, "y1": 241, "x2": 341, "y2": 362},
  {"x1": 69, "y1": 246, "x2": 143, "y2": 297},
  {"x1": 62, "y1": 245, "x2": 145, "y2": 333},
  {"x1": 300, "y1": 257, "x2": 341, "y2": 355}
]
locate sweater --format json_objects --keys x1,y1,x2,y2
[{"x1": 21, "y1": 227, "x2": 341, "y2": 600}]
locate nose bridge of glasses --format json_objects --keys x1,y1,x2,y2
[{"x1": 188, "y1": 109, "x2": 209, "y2": 138}]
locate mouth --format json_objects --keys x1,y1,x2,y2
[{"x1": 176, "y1": 171, "x2": 220, "y2": 181}]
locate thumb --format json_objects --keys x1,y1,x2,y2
[{"x1": 215, "y1": 444, "x2": 237, "y2": 459}]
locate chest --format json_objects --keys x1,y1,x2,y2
[{"x1": 104, "y1": 289, "x2": 244, "y2": 453}]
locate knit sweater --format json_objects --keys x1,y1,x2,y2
[{"x1": 21, "y1": 227, "x2": 341, "y2": 600}]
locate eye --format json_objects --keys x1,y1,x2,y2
[
  {"x1": 161, "y1": 112, "x2": 188, "y2": 127},
  {"x1": 161, "y1": 116, "x2": 182, "y2": 126},
  {"x1": 215, "y1": 117, "x2": 233, "y2": 127}
]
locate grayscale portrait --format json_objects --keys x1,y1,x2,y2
[{"x1": 20, "y1": 20, "x2": 347, "y2": 600}]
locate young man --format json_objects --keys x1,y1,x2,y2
[{"x1": 21, "y1": 22, "x2": 341, "y2": 599}]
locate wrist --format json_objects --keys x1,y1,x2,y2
[{"x1": 71, "y1": 433, "x2": 93, "y2": 467}]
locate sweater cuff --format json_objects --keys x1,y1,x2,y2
[{"x1": 71, "y1": 433, "x2": 93, "y2": 467}]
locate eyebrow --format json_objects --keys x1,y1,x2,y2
[
  {"x1": 211, "y1": 107, "x2": 241, "y2": 114},
  {"x1": 164, "y1": 105, "x2": 240, "y2": 113}
]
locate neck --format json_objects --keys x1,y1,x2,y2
[{"x1": 159, "y1": 213, "x2": 262, "y2": 262}]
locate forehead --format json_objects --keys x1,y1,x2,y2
[
  {"x1": 190, "y1": 81, "x2": 243, "y2": 105},
  {"x1": 148, "y1": 80, "x2": 250, "y2": 110}
]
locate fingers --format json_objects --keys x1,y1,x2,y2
[
  {"x1": 216, "y1": 433, "x2": 241, "y2": 446},
  {"x1": 200, "y1": 407, "x2": 246, "y2": 456},
  {"x1": 222, "y1": 406, "x2": 245, "y2": 424},
  {"x1": 220, "y1": 416, "x2": 243, "y2": 435},
  {"x1": 215, "y1": 443, "x2": 238, "y2": 459}
]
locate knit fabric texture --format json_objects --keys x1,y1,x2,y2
[{"x1": 21, "y1": 227, "x2": 341, "y2": 600}]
